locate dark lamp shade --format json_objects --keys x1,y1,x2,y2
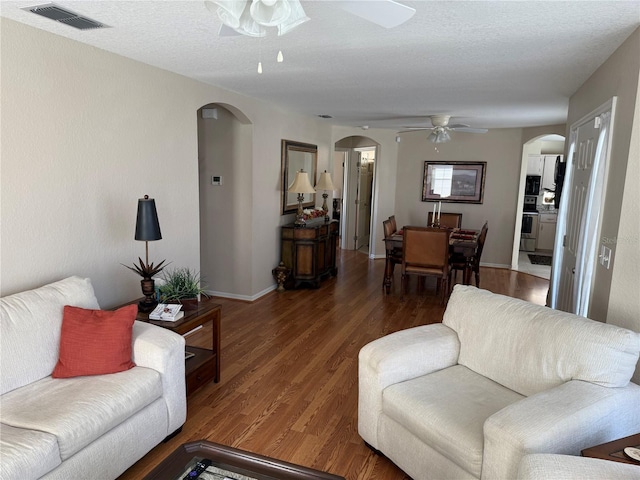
[{"x1": 135, "y1": 196, "x2": 162, "y2": 241}]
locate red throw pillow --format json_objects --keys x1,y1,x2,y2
[{"x1": 52, "y1": 305, "x2": 137, "y2": 378}]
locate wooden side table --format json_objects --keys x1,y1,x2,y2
[
  {"x1": 581, "y1": 433, "x2": 640, "y2": 465},
  {"x1": 132, "y1": 298, "x2": 221, "y2": 397}
]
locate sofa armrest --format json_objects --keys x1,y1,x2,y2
[
  {"x1": 132, "y1": 321, "x2": 187, "y2": 433},
  {"x1": 358, "y1": 324, "x2": 460, "y2": 448},
  {"x1": 483, "y1": 380, "x2": 640, "y2": 480},
  {"x1": 517, "y1": 453, "x2": 640, "y2": 480}
]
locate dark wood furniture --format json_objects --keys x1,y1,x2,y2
[
  {"x1": 401, "y1": 226, "x2": 451, "y2": 304},
  {"x1": 451, "y1": 221, "x2": 489, "y2": 288},
  {"x1": 427, "y1": 212, "x2": 463, "y2": 229},
  {"x1": 383, "y1": 227, "x2": 479, "y2": 293},
  {"x1": 582, "y1": 433, "x2": 640, "y2": 465},
  {"x1": 382, "y1": 219, "x2": 402, "y2": 292},
  {"x1": 143, "y1": 440, "x2": 345, "y2": 480},
  {"x1": 133, "y1": 298, "x2": 221, "y2": 397},
  {"x1": 281, "y1": 219, "x2": 338, "y2": 288}
]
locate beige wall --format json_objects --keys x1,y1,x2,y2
[
  {"x1": 566, "y1": 27, "x2": 639, "y2": 327},
  {"x1": 394, "y1": 128, "x2": 524, "y2": 267},
  {"x1": 0, "y1": 18, "x2": 334, "y2": 305},
  {"x1": 198, "y1": 105, "x2": 253, "y2": 298},
  {"x1": 566, "y1": 27, "x2": 639, "y2": 382}
]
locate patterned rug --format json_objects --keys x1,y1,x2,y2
[{"x1": 528, "y1": 254, "x2": 552, "y2": 266}]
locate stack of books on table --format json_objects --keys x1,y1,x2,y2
[{"x1": 149, "y1": 303, "x2": 184, "y2": 321}]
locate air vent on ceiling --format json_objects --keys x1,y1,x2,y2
[{"x1": 24, "y1": 3, "x2": 108, "y2": 30}]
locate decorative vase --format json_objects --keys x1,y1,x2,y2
[{"x1": 138, "y1": 278, "x2": 158, "y2": 313}]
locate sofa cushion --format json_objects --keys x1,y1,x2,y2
[
  {"x1": 1, "y1": 367, "x2": 162, "y2": 460},
  {"x1": 0, "y1": 276, "x2": 100, "y2": 395},
  {"x1": 52, "y1": 305, "x2": 137, "y2": 378},
  {"x1": 443, "y1": 285, "x2": 640, "y2": 396},
  {"x1": 383, "y1": 364, "x2": 524, "y2": 478},
  {"x1": 0, "y1": 423, "x2": 61, "y2": 479}
]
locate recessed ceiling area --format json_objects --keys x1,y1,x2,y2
[{"x1": 1, "y1": 1, "x2": 639, "y2": 130}]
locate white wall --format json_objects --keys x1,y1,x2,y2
[
  {"x1": 394, "y1": 128, "x2": 524, "y2": 267},
  {"x1": 0, "y1": 18, "x2": 334, "y2": 305}
]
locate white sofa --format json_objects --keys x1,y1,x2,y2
[
  {"x1": 517, "y1": 453, "x2": 640, "y2": 479},
  {"x1": 0, "y1": 276, "x2": 187, "y2": 480},
  {"x1": 358, "y1": 285, "x2": 640, "y2": 480}
]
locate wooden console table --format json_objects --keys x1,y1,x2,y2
[
  {"x1": 281, "y1": 219, "x2": 338, "y2": 288},
  {"x1": 127, "y1": 298, "x2": 221, "y2": 397}
]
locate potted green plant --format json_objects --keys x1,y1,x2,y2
[{"x1": 158, "y1": 267, "x2": 208, "y2": 310}]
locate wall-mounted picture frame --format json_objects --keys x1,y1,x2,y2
[
  {"x1": 422, "y1": 161, "x2": 487, "y2": 204},
  {"x1": 281, "y1": 140, "x2": 318, "y2": 215}
]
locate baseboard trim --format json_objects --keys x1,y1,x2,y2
[{"x1": 204, "y1": 284, "x2": 277, "y2": 303}]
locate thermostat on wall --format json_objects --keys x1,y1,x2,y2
[{"x1": 211, "y1": 175, "x2": 223, "y2": 186}]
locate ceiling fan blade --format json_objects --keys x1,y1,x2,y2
[
  {"x1": 447, "y1": 123, "x2": 470, "y2": 129},
  {"x1": 450, "y1": 127, "x2": 489, "y2": 133},
  {"x1": 218, "y1": 23, "x2": 242, "y2": 36},
  {"x1": 398, "y1": 127, "x2": 433, "y2": 133},
  {"x1": 335, "y1": 0, "x2": 416, "y2": 29}
]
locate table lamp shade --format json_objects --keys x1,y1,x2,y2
[
  {"x1": 135, "y1": 196, "x2": 162, "y2": 241},
  {"x1": 315, "y1": 171, "x2": 335, "y2": 191},
  {"x1": 288, "y1": 170, "x2": 316, "y2": 194}
]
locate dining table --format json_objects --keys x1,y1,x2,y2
[{"x1": 383, "y1": 227, "x2": 480, "y2": 294}]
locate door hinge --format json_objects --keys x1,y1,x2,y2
[{"x1": 563, "y1": 235, "x2": 567, "y2": 247}]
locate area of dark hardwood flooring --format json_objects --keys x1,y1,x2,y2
[{"x1": 119, "y1": 249, "x2": 549, "y2": 480}]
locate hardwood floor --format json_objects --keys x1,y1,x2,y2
[{"x1": 119, "y1": 249, "x2": 549, "y2": 480}]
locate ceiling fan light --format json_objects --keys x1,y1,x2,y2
[
  {"x1": 250, "y1": 0, "x2": 291, "y2": 27},
  {"x1": 210, "y1": 0, "x2": 246, "y2": 29},
  {"x1": 277, "y1": 0, "x2": 310, "y2": 35},
  {"x1": 236, "y1": 4, "x2": 267, "y2": 36},
  {"x1": 429, "y1": 129, "x2": 451, "y2": 143}
]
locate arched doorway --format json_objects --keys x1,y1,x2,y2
[
  {"x1": 511, "y1": 134, "x2": 565, "y2": 279},
  {"x1": 334, "y1": 136, "x2": 379, "y2": 256},
  {"x1": 197, "y1": 103, "x2": 252, "y2": 297}
]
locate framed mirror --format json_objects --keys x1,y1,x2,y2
[{"x1": 281, "y1": 140, "x2": 318, "y2": 215}]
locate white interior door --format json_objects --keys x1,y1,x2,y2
[
  {"x1": 553, "y1": 99, "x2": 615, "y2": 314},
  {"x1": 345, "y1": 151, "x2": 360, "y2": 250}
]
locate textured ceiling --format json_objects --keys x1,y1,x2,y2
[{"x1": 2, "y1": 1, "x2": 639, "y2": 130}]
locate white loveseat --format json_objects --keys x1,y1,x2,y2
[
  {"x1": 0, "y1": 276, "x2": 187, "y2": 480},
  {"x1": 358, "y1": 285, "x2": 640, "y2": 480}
]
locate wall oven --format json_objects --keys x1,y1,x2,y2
[{"x1": 520, "y1": 212, "x2": 539, "y2": 252}]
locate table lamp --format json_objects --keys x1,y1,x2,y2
[
  {"x1": 123, "y1": 195, "x2": 166, "y2": 312},
  {"x1": 315, "y1": 170, "x2": 335, "y2": 221},
  {"x1": 288, "y1": 170, "x2": 316, "y2": 226}
]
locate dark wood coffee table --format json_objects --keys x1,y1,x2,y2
[
  {"x1": 581, "y1": 433, "x2": 640, "y2": 465},
  {"x1": 143, "y1": 441, "x2": 345, "y2": 480}
]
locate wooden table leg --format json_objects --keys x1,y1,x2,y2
[
  {"x1": 383, "y1": 257, "x2": 394, "y2": 294},
  {"x1": 463, "y1": 257, "x2": 473, "y2": 285}
]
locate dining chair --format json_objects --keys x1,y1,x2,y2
[
  {"x1": 382, "y1": 219, "x2": 402, "y2": 291},
  {"x1": 388, "y1": 215, "x2": 397, "y2": 234},
  {"x1": 427, "y1": 212, "x2": 463, "y2": 229},
  {"x1": 451, "y1": 221, "x2": 489, "y2": 287},
  {"x1": 401, "y1": 226, "x2": 451, "y2": 304}
]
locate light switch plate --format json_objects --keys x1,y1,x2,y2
[{"x1": 599, "y1": 245, "x2": 612, "y2": 269}]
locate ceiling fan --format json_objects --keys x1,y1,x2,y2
[
  {"x1": 400, "y1": 115, "x2": 489, "y2": 143},
  {"x1": 205, "y1": 0, "x2": 416, "y2": 37}
]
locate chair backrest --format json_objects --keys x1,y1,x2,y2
[
  {"x1": 427, "y1": 212, "x2": 462, "y2": 229},
  {"x1": 402, "y1": 226, "x2": 450, "y2": 269},
  {"x1": 388, "y1": 215, "x2": 397, "y2": 234},
  {"x1": 474, "y1": 221, "x2": 489, "y2": 265},
  {"x1": 383, "y1": 219, "x2": 395, "y2": 239}
]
